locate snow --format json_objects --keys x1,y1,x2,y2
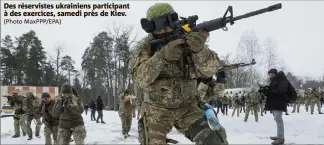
[{"x1": 1, "y1": 107, "x2": 324, "y2": 144}]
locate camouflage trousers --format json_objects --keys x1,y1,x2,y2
[
  {"x1": 139, "y1": 103, "x2": 228, "y2": 145},
  {"x1": 57, "y1": 125, "x2": 86, "y2": 145},
  {"x1": 13, "y1": 114, "x2": 26, "y2": 135},
  {"x1": 292, "y1": 101, "x2": 301, "y2": 113},
  {"x1": 232, "y1": 105, "x2": 241, "y2": 117},
  {"x1": 310, "y1": 99, "x2": 321, "y2": 114},
  {"x1": 120, "y1": 113, "x2": 132, "y2": 134},
  {"x1": 26, "y1": 115, "x2": 42, "y2": 138},
  {"x1": 44, "y1": 124, "x2": 58, "y2": 145},
  {"x1": 305, "y1": 99, "x2": 311, "y2": 111},
  {"x1": 244, "y1": 104, "x2": 258, "y2": 122}
]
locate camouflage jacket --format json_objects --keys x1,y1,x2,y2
[
  {"x1": 197, "y1": 82, "x2": 224, "y2": 102},
  {"x1": 8, "y1": 95, "x2": 25, "y2": 115},
  {"x1": 129, "y1": 35, "x2": 220, "y2": 108},
  {"x1": 50, "y1": 94, "x2": 84, "y2": 129},
  {"x1": 23, "y1": 94, "x2": 40, "y2": 116},
  {"x1": 40, "y1": 99, "x2": 59, "y2": 126},
  {"x1": 221, "y1": 96, "x2": 229, "y2": 105},
  {"x1": 118, "y1": 93, "x2": 132, "y2": 116},
  {"x1": 246, "y1": 91, "x2": 259, "y2": 105},
  {"x1": 310, "y1": 90, "x2": 320, "y2": 100}
]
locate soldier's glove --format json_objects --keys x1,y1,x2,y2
[
  {"x1": 186, "y1": 30, "x2": 209, "y2": 53},
  {"x1": 216, "y1": 71, "x2": 227, "y2": 84},
  {"x1": 159, "y1": 39, "x2": 184, "y2": 60}
]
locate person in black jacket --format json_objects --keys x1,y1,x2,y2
[
  {"x1": 265, "y1": 69, "x2": 288, "y2": 145},
  {"x1": 89, "y1": 97, "x2": 96, "y2": 121},
  {"x1": 96, "y1": 96, "x2": 105, "y2": 123},
  {"x1": 84, "y1": 104, "x2": 89, "y2": 115}
]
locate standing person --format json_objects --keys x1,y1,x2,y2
[
  {"x1": 309, "y1": 87, "x2": 323, "y2": 114},
  {"x1": 232, "y1": 95, "x2": 241, "y2": 117},
  {"x1": 129, "y1": 3, "x2": 228, "y2": 144},
  {"x1": 265, "y1": 69, "x2": 289, "y2": 145},
  {"x1": 320, "y1": 91, "x2": 324, "y2": 107},
  {"x1": 39, "y1": 92, "x2": 59, "y2": 145},
  {"x1": 84, "y1": 104, "x2": 88, "y2": 115},
  {"x1": 50, "y1": 83, "x2": 86, "y2": 145},
  {"x1": 292, "y1": 90, "x2": 302, "y2": 113},
  {"x1": 23, "y1": 92, "x2": 42, "y2": 140},
  {"x1": 96, "y1": 96, "x2": 105, "y2": 123},
  {"x1": 221, "y1": 95, "x2": 229, "y2": 116},
  {"x1": 244, "y1": 88, "x2": 260, "y2": 122},
  {"x1": 240, "y1": 94, "x2": 246, "y2": 113},
  {"x1": 118, "y1": 90, "x2": 133, "y2": 138},
  {"x1": 89, "y1": 97, "x2": 96, "y2": 121},
  {"x1": 8, "y1": 90, "x2": 27, "y2": 138}
]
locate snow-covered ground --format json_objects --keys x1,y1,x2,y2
[{"x1": 1, "y1": 106, "x2": 324, "y2": 144}]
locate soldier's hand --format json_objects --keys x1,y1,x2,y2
[
  {"x1": 186, "y1": 30, "x2": 209, "y2": 53},
  {"x1": 159, "y1": 39, "x2": 184, "y2": 60}
]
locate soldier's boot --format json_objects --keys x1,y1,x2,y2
[
  {"x1": 12, "y1": 134, "x2": 20, "y2": 138},
  {"x1": 270, "y1": 136, "x2": 279, "y2": 140},
  {"x1": 35, "y1": 133, "x2": 40, "y2": 138},
  {"x1": 285, "y1": 112, "x2": 289, "y2": 115},
  {"x1": 271, "y1": 138, "x2": 285, "y2": 145},
  {"x1": 291, "y1": 111, "x2": 295, "y2": 113},
  {"x1": 96, "y1": 120, "x2": 99, "y2": 123},
  {"x1": 319, "y1": 112, "x2": 323, "y2": 114},
  {"x1": 23, "y1": 133, "x2": 26, "y2": 136},
  {"x1": 101, "y1": 121, "x2": 106, "y2": 123}
]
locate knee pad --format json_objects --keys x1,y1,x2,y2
[{"x1": 185, "y1": 117, "x2": 227, "y2": 145}]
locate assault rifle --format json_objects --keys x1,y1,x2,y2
[
  {"x1": 150, "y1": 3, "x2": 282, "y2": 46},
  {"x1": 217, "y1": 59, "x2": 256, "y2": 73}
]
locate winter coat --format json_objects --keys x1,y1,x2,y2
[{"x1": 265, "y1": 74, "x2": 289, "y2": 111}]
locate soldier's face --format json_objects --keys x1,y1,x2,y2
[
  {"x1": 43, "y1": 97, "x2": 50, "y2": 103},
  {"x1": 153, "y1": 27, "x2": 172, "y2": 34}
]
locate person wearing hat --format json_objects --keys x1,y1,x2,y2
[
  {"x1": 309, "y1": 87, "x2": 323, "y2": 115},
  {"x1": 39, "y1": 92, "x2": 59, "y2": 145},
  {"x1": 265, "y1": 68, "x2": 289, "y2": 145}
]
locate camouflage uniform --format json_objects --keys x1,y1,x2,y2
[
  {"x1": 197, "y1": 79, "x2": 225, "y2": 102},
  {"x1": 309, "y1": 87, "x2": 323, "y2": 114},
  {"x1": 232, "y1": 96, "x2": 242, "y2": 117},
  {"x1": 134, "y1": 83, "x2": 144, "y2": 120},
  {"x1": 244, "y1": 88, "x2": 260, "y2": 122},
  {"x1": 40, "y1": 92, "x2": 59, "y2": 145},
  {"x1": 50, "y1": 83, "x2": 86, "y2": 145},
  {"x1": 221, "y1": 95, "x2": 229, "y2": 115},
  {"x1": 118, "y1": 91, "x2": 133, "y2": 138},
  {"x1": 129, "y1": 3, "x2": 227, "y2": 145},
  {"x1": 304, "y1": 89, "x2": 311, "y2": 112},
  {"x1": 9, "y1": 90, "x2": 27, "y2": 138},
  {"x1": 23, "y1": 92, "x2": 42, "y2": 139},
  {"x1": 292, "y1": 90, "x2": 303, "y2": 113}
]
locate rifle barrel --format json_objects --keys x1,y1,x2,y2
[{"x1": 229, "y1": 3, "x2": 282, "y2": 23}]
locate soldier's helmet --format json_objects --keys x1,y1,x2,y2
[
  {"x1": 146, "y1": 3, "x2": 175, "y2": 21},
  {"x1": 61, "y1": 83, "x2": 73, "y2": 94}
]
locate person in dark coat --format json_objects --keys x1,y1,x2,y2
[
  {"x1": 84, "y1": 104, "x2": 89, "y2": 115},
  {"x1": 265, "y1": 69, "x2": 289, "y2": 145},
  {"x1": 89, "y1": 97, "x2": 96, "y2": 121},
  {"x1": 96, "y1": 96, "x2": 105, "y2": 123}
]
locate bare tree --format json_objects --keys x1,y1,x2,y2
[
  {"x1": 236, "y1": 30, "x2": 262, "y2": 86},
  {"x1": 263, "y1": 37, "x2": 278, "y2": 71},
  {"x1": 50, "y1": 43, "x2": 65, "y2": 85}
]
